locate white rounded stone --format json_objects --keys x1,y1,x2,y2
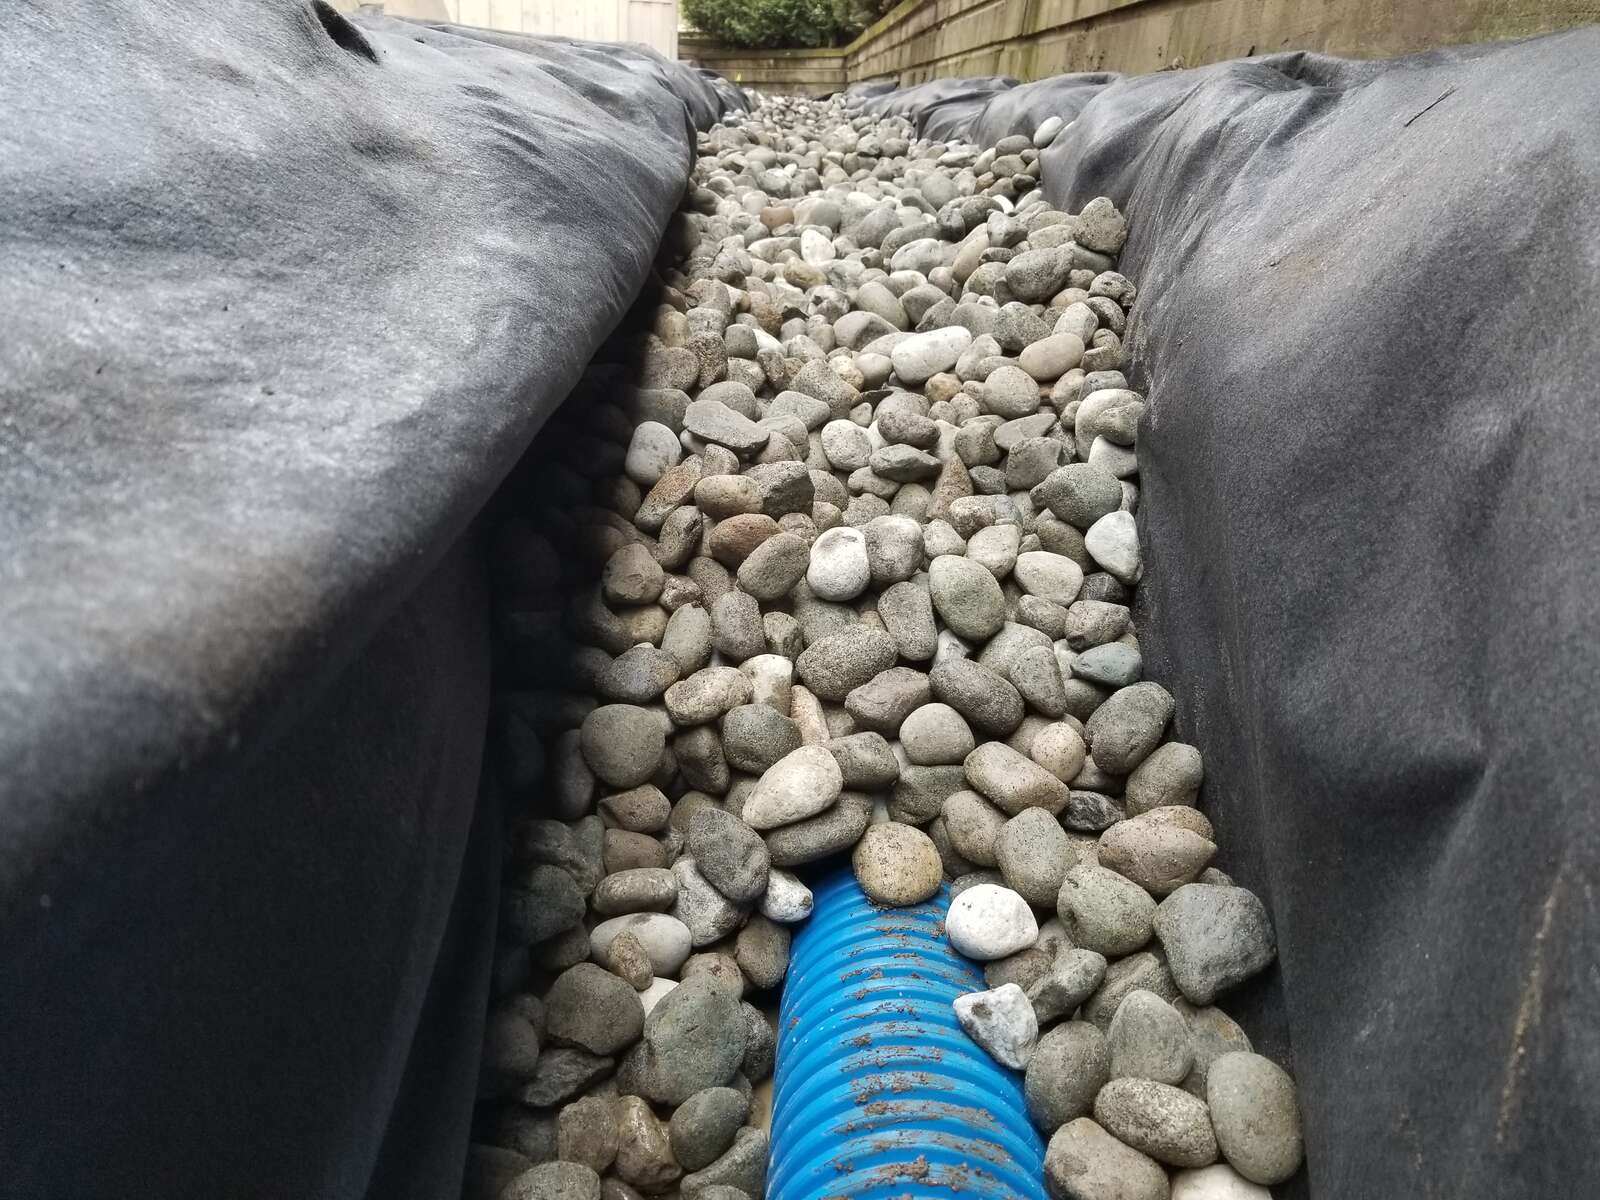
[
  {"x1": 760, "y1": 867, "x2": 815, "y2": 923},
  {"x1": 638, "y1": 977, "x2": 680, "y2": 1016},
  {"x1": 1170, "y1": 1164, "x2": 1272, "y2": 1200},
  {"x1": 807, "y1": 526, "x2": 871, "y2": 601},
  {"x1": 945, "y1": 883, "x2": 1039, "y2": 960},
  {"x1": 1085, "y1": 510, "x2": 1143, "y2": 584}
]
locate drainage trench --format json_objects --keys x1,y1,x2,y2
[{"x1": 471, "y1": 91, "x2": 1302, "y2": 1200}]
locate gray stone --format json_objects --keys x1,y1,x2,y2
[
  {"x1": 740, "y1": 1001, "x2": 776, "y2": 1082},
  {"x1": 516, "y1": 1047, "x2": 613, "y2": 1108},
  {"x1": 968, "y1": 523, "x2": 1021, "y2": 578},
  {"x1": 684, "y1": 398, "x2": 769, "y2": 454},
  {"x1": 891, "y1": 326, "x2": 973, "y2": 385},
  {"x1": 844, "y1": 666, "x2": 931, "y2": 735},
  {"x1": 1126, "y1": 742, "x2": 1204, "y2": 814},
  {"x1": 1084, "y1": 509, "x2": 1142, "y2": 583},
  {"x1": 1100, "y1": 810, "x2": 1217, "y2": 897},
  {"x1": 662, "y1": 603, "x2": 714, "y2": 673},
  {"x1": 719, "y1": 703, "x2": 801, "y2": 773},
  {"x1": 1025, "y1": 1022, "x2": 1110, "y2": 1132},
  {"x1": 598, "y1": 784, "x2": 671, "y2": 833},
  {"x1": 1044, "y1": 1118, "x2": 1168, "y2": 1200},
  {"x1": 965, "y1": 740, "x2": 1071, "y2": 816},
  {"x1": 501, "y1": 865, "x2": 586, "y2": 946},
  {"x1": 763, "y1": 792, "x2": 872, "y2": 866},
  {"x1": 877, "y1": 580, "x2": 939, "y2": 660},
  {"x1": 1026, "y1": 948, "x2": 1108, "y2": 1024},
  {"x1": 681, "y1": 950, "x2": 745, "y2": 998},
  {"x1": 863, "y1": 514, "x2": 925, "y2": 584},
  {"x1": 929, "y1": 553, "x2": 1007, "y2": 641},
  {"x1": 735, "y1": 531, "x2": 809, "y2": 600},
  {"x1": 1085, "y1": 682, "x2": 1174, "y2": 774},
  {"x1": 931, "y1": 659, "x2": 1026, "y2": 736},
  {"x1": 558, "y1": 1095, "x2": 620, "y2": 1175},
  {"x1": 806, "y1": 525, "x2": 871, "y2": 600},
  {"x1": 1175, "y1": 1000, "x2": 1253, "y2": 1098},
  {"x1": 667, "y1": 665, "x2": 754, "y2": 726},
  {"x1": 1153, "y1": 884, "x2": 1278, "y2": 1004},
  {"x1": 889, "y1": 763, "x2": 969, "y2": 824},
  {"x1": 941, "y1": 789, "x2": 1007, "y2": 866},
  {"x1": 601, "y1": 645, "x2": 682, "y2": 703},
  {"x1": 1082, "y1": 951, "x2": 1181, "y2": 1031},
  {"x1": 980, "y1": 364, "x2": 1042, "y2": 418},
  {"x1": 1058, "y1": 863, "x2": 1156, "y2": 956},
  {"x1": 671, "y1": 857, "x2": 747, "y2": 947},
  {"x1": 901, "y1": 702, "x2": 977, "y2": 765},
  {"x1": 1063, "y1": 788, "x2": 1126, "y2": 832},
  {"x1": 1207, "y1": 1053, "x2": 1304, "y2": 1186},
  {"x1": 627, "y1": 976, "x2": 745, "y2": 1106},
  {"x1": 734, "y1": 914, "x2": 791, "y2": 989},
  {"x1": 996, "y1": 807, "x2": 1073, "y2": 906},
  {"x1": 1010, "y1": 644, "x2": 1070, "y2": 717},
  {"x1": 500, "y1": 1161, "x2": 602, "y2": 1200},
  {"x1": 852, "y1": 822, "x2": 943, "y2": 906},
  {"x1": 1033, "y1": 463, "x2": 1122, "y2": 528},
  {"x1": 687, "y1": 807, "x2": 770, "y2": 904},
  {"x1": 580, "y1": 705, "x2": 665, "y2": 789},
  {"x1": 1076, "y1": 196, "x2": 1129, "y2": 255},
  {"x1": 1094, "y1": 1077, "x2": 1219, "y2": 1168},
  {"x1": 1108, "y1": 988, "x2": 1193, "y2": 1085},
  {"x1": 679, "y1": 1127, "x2": 768, "y2": 1198},
  {"x1": 795, "y1": 626, "x2": 898, "y2": 701},
  {"x1": 1073, "y1": 641, "x2": 1142, "y2": 687},
  {"x1": 669, "y1": 1087, "x2": 749, "y2": 1172},
  {"x1": 602, "y1": 543, "x2": 666, "y2": 606},
  {"x1": 825, "y1": 730, "x2": 901, "y2": 788},
  {"x1": 710, "y1": 589, "x2": 766, "y2": 662}
]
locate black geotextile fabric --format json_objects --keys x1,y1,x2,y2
[
  {"x1": 858, "y1": 74, "x2": 1020, "y2": 139},
  {"x1": 0, "y1": 2, "x2": 705, "y2": 1196},
  {"x1": 968, "y1": 72, "x2": 1122, "y2": 147},
  {"x1": 972, "y1": 30, "x2": 1598, "y2": 1200},
  {"x1": 697, "y1": 68, "x2": 754, "y2": 114}
]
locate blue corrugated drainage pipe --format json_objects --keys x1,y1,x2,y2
[{"x1": 770, "y1": 865, "x2": 1047, "y2": 1200}]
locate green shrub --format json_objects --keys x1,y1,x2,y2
[{"x1": 683, "y1": 0, "x2": 897, "y2": 49}]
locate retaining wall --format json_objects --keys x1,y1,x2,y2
[{"x1": 682, "y1": 0, "x2": 1599, "y2": 94}]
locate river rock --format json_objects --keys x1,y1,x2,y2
[
  {"x1": 852, "y1": 822, "x2": 943, "y2": 906},
  {"x1": 1207, "y1": 1052, "x2": 1304, "y2": 1185},
  {"x1": 946, "y1": 883, "x2": 1038, "y2": 960},
  {"x1": 954, "y1": 982, "x2": 1039, "y2": 1069}
]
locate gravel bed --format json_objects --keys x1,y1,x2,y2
[{"x1": 466, "y1": 91, "x2": 1304, "y2": 1200}]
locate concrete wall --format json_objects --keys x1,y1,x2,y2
[
  {"x1": 340, "y1": 0, "x2": 680, "y2": 58},
  {"x1": 682, "y1": 0, "x2": 1598, "y2": 94}
]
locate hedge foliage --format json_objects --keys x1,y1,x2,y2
[{"x1": 682, "y1": 0, "x2": 896, "y2": 50}]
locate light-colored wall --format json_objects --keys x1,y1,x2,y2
[
  {"x1": 338, "y1": 0, "x2": 679, "y2": 58},
  {"x1": 682, "y1": 0, "x2": 1598, "y2": 95}
]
